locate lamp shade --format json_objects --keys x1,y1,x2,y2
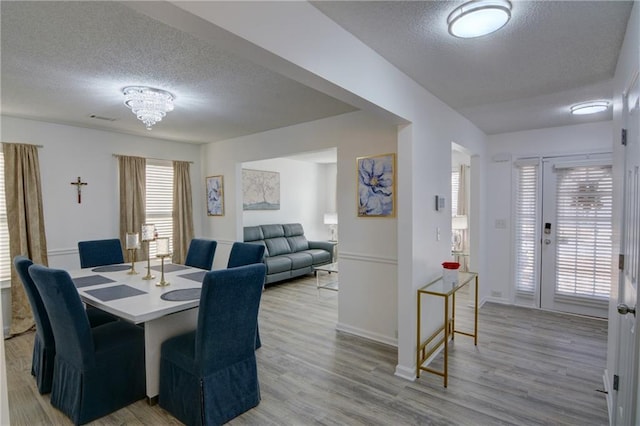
[
  {"x1": 324, "y1": 213, "x2": 338, "y2": 225},
  {"x1": 452, "y1": 215, "x2": 468, "y2": 230}
]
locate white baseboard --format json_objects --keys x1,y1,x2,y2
[
  {"x1": 394, "y1": 364, "x2": 416, "y2": 381},
  {"x1": 335, "y1": 322, "x2": 397, "y2": 347}
]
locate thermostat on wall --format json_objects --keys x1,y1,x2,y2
[{"x1": 435, "y1": 195, "x2": 445, "y2": 211}]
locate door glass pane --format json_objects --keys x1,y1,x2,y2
[{"x1": 554, "y1": 165, "x2": 613, "y2": 299}]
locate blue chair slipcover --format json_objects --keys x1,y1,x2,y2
[
  {"x1": 13, "y1": 256, "x2": 117, "y2": 395},
  {"x1": 28, "y1": 264, "x2": 145, "y2": 425},
  {"x1": 159, "y1": 263, "x2": 267, "y2": 426},
  {"x1": 184, "y1": 238, "x2": 217, "y2": 270},
  {"x1": 227, "y1": 242, "x2": 266, "y2": 349},
  {"x1": 77, "y1": 238, "x2": 125, "y2": 268},
  {"x1": 226, "y1": 242, "x2": 265, "y2": 269}
]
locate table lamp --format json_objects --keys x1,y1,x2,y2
[
  {"x1": 141, "y1": 223, "x2": 156, "y2": 280},
  {"x1": 324, "y1": 212, "x2": 338, "y2": 242},
  {"x1": 125, "y1": 232, "x2": 140, "y2": 275},
  {"x1": 155, "y1": 237, "x2": 171, "y2": 287},
  {"x1": 451, "y1": 215, "x2": 468, "y2": 251}
]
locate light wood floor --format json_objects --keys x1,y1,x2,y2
[{"x1": 5, "y1": 273, "x2": 609, "y2": 425}]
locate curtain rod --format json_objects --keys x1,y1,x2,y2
[
  {"x1": 2, "y1": 142, "x2": 44, "y2": 148},
  {"x1": 112, "y1": 154, "x2": 193, "y2": 164}
]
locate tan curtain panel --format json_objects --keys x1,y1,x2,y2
[
  {"x1": 172, "y1": 161, "x2": 194, "y2": 264},
  {"x1": 118, "y1": 156, "x2": 146, "y2": 259},
  {"x1": 3, "y1": 143, "x2": 48, "y2": 335}
]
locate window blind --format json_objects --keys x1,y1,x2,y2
[
  {"x1": 0, "y1": 152, "x2": 10, "y2": 282},
  {"x1": 554, "y1": 165, "x2": 612, "y2": 299},
  {"x1": 146, "y1": 161, "x2": 173, "y2": 258},
  {"x1": 515, "y1": 163, "x2": 539, "y2": 295},
  {"x1": 451, "y1": 168, "x2": 460, "y2": 217}
]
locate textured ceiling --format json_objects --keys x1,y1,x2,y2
[
  {"x1": 0, "y1": 1, "x2": 356, "y2": 144},
  {"x1": 311, "y1": 0, "x2": 633, "y2": 134},
  {"x1": 0, "y1": 1, "x2": 635, "y2": 145}
]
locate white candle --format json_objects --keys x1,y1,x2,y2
[
  {"x1": 126, "y1": 232, "x2": 140, "y2": 250},
  {"x1": 141, "y1": 224, "x2": 156, "y2": 242},
  {"x1": 156, "y1": 237, "x2": 170, "y2": 256}
]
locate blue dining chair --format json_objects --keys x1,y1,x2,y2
[
  {"x1": 227, "y1": 242, "x2": 266, "y2": 349},
  {"x1": 227, "y1": 242, "x2": 265, "y2": 269},
  {"x1": 13, "y1": 256, "x2": 118, "y2": 395},
  {"x1": 77, "y1": 238, "x2": 125, "y2": 268},
  {"x1": 184, "y1": 238, "x2": 217, "y2": 270},
  {"x1": 159, "y1": 263, "x2": 267, "y2": 426},
  {"x1": 28, "y1": 264, "x2": 145, "y2": 425}
]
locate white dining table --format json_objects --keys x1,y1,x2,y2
[{"x1": 69, "y1": 260, "x2": 207, "y2": 402}]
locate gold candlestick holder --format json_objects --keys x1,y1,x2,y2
[
  {"x1": 142, "y1": 240, "x2": 155, "y2": 280},
  {"x1": 156, "y1": 254, "x2": 171, "y2": 287},
  {"x1": 127, "y1": 248, "x2": 138, "y2": 275}
]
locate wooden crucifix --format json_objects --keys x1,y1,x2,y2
[{"x1": 70, "y1": 176, "x2": 87, "y2": 204}]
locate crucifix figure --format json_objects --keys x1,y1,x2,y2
[{"x1": 70, "y1": 176, "x2": 87, "y2": 204}]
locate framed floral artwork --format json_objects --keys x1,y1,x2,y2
[
  {"x1": 206, "y1": 175, "x2": 224, "y2": 216},
  {"x1": 357, "y1": 153, "x2": 396, "y2": 217}
]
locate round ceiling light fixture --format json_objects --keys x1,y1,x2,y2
[
  {"x1": 447, "y1": 0, "x2": 512, "y2": 39},
  {"x1": 570, "y1": 100, "x2": 610, "y2": 115}
]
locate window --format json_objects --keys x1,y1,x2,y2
[
  {"x1": 514, "y1": 161, "x2": 539, "y2": 295},
  {"x1": 146, "y1": 161, "x2": 173, "y2": 257},
  {"x1": 0, "y1": 152, "x2": 9, "y2": 283},
  {"x1": 451, "y1": 168, "x2": 460, "y2": 217}
]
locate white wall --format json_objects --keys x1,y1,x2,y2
[
  {"x1": 158, "y1": 1, "x2": 489, "y2": 377},
  {"x1": 202, "y1": 111, "x2": 399, "y2": 344},
  {"x1": 1, "y1": 115, "x2": 203, "y2": 331},
  {"x1": 485, "y1": 121, "x2": 613, "y2": 305},
  {"x1": 241, "y1": 157, "x2": 334, "y2": 241}
]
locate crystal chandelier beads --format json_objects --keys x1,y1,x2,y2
[{"x1": 122, "y1": 86, "x2": 175, "y2": 130}]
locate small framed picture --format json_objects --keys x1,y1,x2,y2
[
  {"x1": 357, "y1": 153, "x2": 396, "y2": 217},
  {"x1": 206, "y1": 175, "x2": 224, "y2": 216}
]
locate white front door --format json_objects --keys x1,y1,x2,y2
[
  {"x1": 614, "y1": 72, "x2": 639, "y2": 426},
  {"x1": 540, "y1": 156, "x2": 613, "y2": 318}
]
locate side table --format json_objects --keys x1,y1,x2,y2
[
  {"x1": 416, "y1": 271, "x2": 478, "y2": 387},
  {"x1": 315, "y1": 262, "x2": 338, "y2": 291}
]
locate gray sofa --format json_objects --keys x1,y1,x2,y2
[{"x1": 243, "y1": 223, "x2": 334, "y2": 284}]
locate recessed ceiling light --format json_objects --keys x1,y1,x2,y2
[
  {"x1": 570, "y1": 101, "x2": 610, "y2": 115},
  {"x1": 447, "y1": 0, "x2": 512, "y2": 39}
]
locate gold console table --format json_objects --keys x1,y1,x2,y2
[{"x1": 416, "y1": 271, "x2": 478, "y2": 387}]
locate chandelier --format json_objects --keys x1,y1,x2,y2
[{"x1": 122, "y1": 86, "x2": 175, "y2": 130}]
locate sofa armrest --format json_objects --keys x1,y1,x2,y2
[{"x1": 308, "y1": 241, "x2": 336, "y2": 262}]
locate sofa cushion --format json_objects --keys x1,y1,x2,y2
[
  {"x1": 244, "y1": 226, "x2": 264, "y2": 242},
  {"x1": 261, "y1": 224, "x2": 285, "y2": 239},
  {"x1": 287, "y1": 235, "x2": 309, "y2": 252},
  {"x1": 264, "y1": 256, "x2": 291, "y2": 274},
  {"x1": 283, "y1": 223, "x2": 304, "y2": 237},
  {"x1": 265, "y1": 237, "x2": 292, "y2": 256},
  {"x1": 282, "y1": 252, "x2": 313, "y2": 269},
  {"x1": 304, "y1": 249, "x2": 332, "y2": 265}
]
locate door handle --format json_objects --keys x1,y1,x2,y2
[
  {"x1": 544, "y1": 239, "x2": 551, "y2": 245},
  {"x1": 617, "y1": 303, "x2": 636, "y2": 316}
]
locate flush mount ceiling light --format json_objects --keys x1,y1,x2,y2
[
  {"x1": 447, "y1": 0, "x2": 512, "y2": 39},
  {"x1": 570, "y1": 101, "x2": 610, "y2": 115},
  {"x1": 122, "y1": 86, "x2": 175, "y2": 130}
]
